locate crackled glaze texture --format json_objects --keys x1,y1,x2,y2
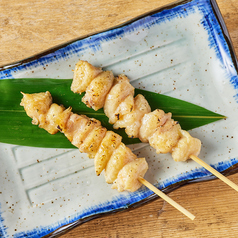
[{"x1": 0, "y1": 0, "x2": 238, "y2": 237}]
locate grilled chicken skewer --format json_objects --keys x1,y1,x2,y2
[
  {"x1": 71, "y1": 60, "x2": 201, "y2": 162},
  {"x1": 20, "y1": 91, "x2": 196, "y2": 220},
  {"x1": 71, "y1": 60, "x2": 238, "y2": 194},
  {"x1": 20, "y1": 91, "x2": 148, "y2": 192}
]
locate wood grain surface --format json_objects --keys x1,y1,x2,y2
[{"x1": 1, "y1": 0, "x2": 238, "y2": 237}]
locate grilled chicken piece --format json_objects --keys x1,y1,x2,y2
[
  {"x1": 112, "y1": 158, "x2": 148, "y2": 192},
  {"x1": 149, "y1": 121, "x2": 181, "y2": 154},
  {"x1": 114, "y1": 94, "x2": 151, "y2": 138},
  {"x1": 139, "y1": 109, "x2": 172, "y2": 143},
  {"x1": 104, "y1": 143, "x2": 137, "y2": 183},
  {"x1": 41, "y1": 103, "x2": 65, "y2": 134},
  {"x1": 71, "y1": 60, "x2": 202, "y2": 162},
  {"x1": 20, "y1": 91, "x2": 52, "y2": 125},
  {"x1": 113, "y1": 95, "x2": 134, "y2": 117},
  {"x1": 20, "y1": 92, "x2": 64, "y2": 134},
  {"x1": 79, "y1": 126, "x2": 107, "y2": 158},
  {"x1": 104, "y1": 74, "x2": 135, "y2": 124},
  {"x1": 21, "y1": 91, "x2": 148, "y2": 192},
  {"x1": 82, "y1": 71, "x2": 114, "y2": 111},
  {"x1": 94, "y1": 131, "x2": 122, "y2": 176},
  {"x1": 172, "y1": 130, "x2": 201, "y2": 162},
  {"x1": 71, "y1": 60, "x2": 102, "y2": 94}
]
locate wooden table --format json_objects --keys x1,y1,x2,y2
[{"x1": 1, "y1": 0, "x2": 238, "y2": 237}]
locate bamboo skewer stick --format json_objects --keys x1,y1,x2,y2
[
  {"x1": 138, "y1": 154, "x2": 238, "y2": 220},
  {"x1": 138, "y1": 176, "x2": 195, "y2": 220},
  {"x1": 139, "y1": 154, "x2": 238, "y2": 220},
  {"x1": 190, "y1": 155, "x2": 238, "y2": 192}
]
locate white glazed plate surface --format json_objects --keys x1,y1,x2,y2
[{"x1": 1, "y1": 0, "x2": 238, "y2": 237}]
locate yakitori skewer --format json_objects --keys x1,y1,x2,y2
[
  {"x1": 71, "y1": 60, "x2": 238, "y2": 192},
  {"x1": 20, "y1": 91, "x2": 195, "y2": 220}
]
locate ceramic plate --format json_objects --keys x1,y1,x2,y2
[{"x1": 1, "y1": 0, "x2": 238, "y2": 237}]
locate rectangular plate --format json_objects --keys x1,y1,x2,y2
[{"x1": 1, "y1": 0, "x2": 238, "y2": 237}]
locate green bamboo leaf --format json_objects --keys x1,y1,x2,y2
[{"x1": 0, "y1": 78, "x2": 225, "y2": 148}]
